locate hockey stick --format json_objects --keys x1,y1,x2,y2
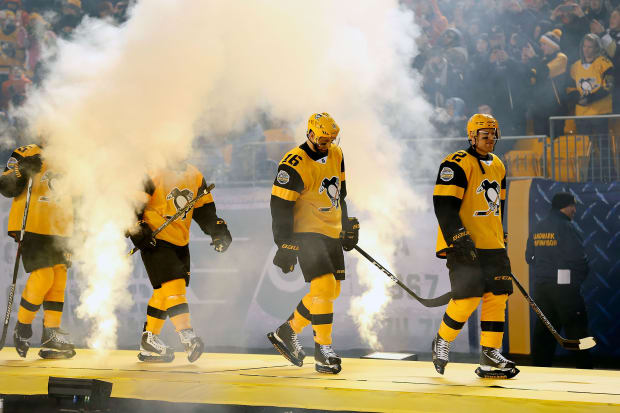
[
  {"x1": 128, "y1": 183, "x2": 215, "y2": 256},
  {"x1": 354, "y1": 245, "x2": 452, "y2": 307},
  {"x1": 0, "y1": 177, "x2": 34, "y2": 350},
  {"x1": 509, "y1": 273, "x2": 596, "y2": 350}
]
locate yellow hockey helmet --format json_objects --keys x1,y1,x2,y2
[
  {"x1": 466, "y1": 113, "x2": 499, "y2": 143},
  {"x1": 307, "y1": 112, "x2": 340, "y2": 140}
]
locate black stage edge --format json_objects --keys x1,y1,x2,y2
[{"x1": 0, "y1": 395, "x2": 364, "y2": 413}]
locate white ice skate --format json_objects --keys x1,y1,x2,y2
[{"x1": 138, "y1": 331, "x2": 174, "y2": 363}]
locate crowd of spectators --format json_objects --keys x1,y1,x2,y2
[
  {"x1": 0, "y1": 0, "x2": 130, "y2": 146},
  {"x1": 407, "y1": 0, "x2": 620, "y2": 140}
]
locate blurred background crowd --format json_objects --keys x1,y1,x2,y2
[
  {"x1": 411, "y1": 0, "x2": 620, "y2": 138},
  {"x1": 0, "y1": 0, "x2": 129, "y2": 150},
  {"x1": 0, "y1": 0, "x2": 618, "y2": 183}
]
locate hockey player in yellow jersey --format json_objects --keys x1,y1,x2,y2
[
  {"x1": 267, "y1": 113, "x2": 359, "y2": 374},
  {"x1": 0, "y1": 144, "x2": 76, "y2": 359},
  {"x1": 128, "y1": 163, "x2": 231, "y2": 363},
  {"x1": 431, "y1": 114, "x2": 519, "y2": 379}
]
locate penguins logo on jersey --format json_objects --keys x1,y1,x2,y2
[
  {"x1": 318, "y1": 176, "x2": 340, "y2": 212},
  {"x1": 579, "y1": 77, "x2": 597, "y2": 95},
  {"x1": 39, "y1": 171, "x2": 60, "y2": 202},
  {"x1": 475, "y1": 179, "x2": 501, "y2": 216},
  {"x1": 166, "y1": 187, "x2": 194, "y2": 219}
]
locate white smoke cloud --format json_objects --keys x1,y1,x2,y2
[{"x1": 18, "y1": 0, "x2": 434, "y2": 349}]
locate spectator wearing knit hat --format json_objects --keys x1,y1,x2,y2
[
  {"x1": 522, "y1": 29, "x2": 568, "y2": 136},
  {"x1": 525, "y1": 192, "x2": 592, "y2": 369}
]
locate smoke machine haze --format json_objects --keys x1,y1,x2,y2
[{"x1": 18, "y1": 0, "x2": 433, "y2": 349}]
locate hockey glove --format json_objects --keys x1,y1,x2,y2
[
  {"x1": 128, "y1": 221, "x2": 156, "y2": 251},
  {"x1": 273, "y1": 241, "x2": 299, "y2": 274},
  {"x1": 450, "y1": 228, "x2": 478, "y2": 264},
  {"x1": 210, "y1": 219, "x2": 232, "y2": 253},
  {"x1": 18, "y1": 154, "x2": 42, "y2": 177},
  {"x1": 340, "y1": 217, "x2": 360, "y2": 252}
]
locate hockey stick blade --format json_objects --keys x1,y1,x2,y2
[
  {"x1": 128, "y1": 183, "x2": 215, "y2": 256},
  {"x1": 578, "y1": 337, "x2": 597, "y2": 350},
  {"x1": 509, "y1": 273, "x2": 596, "y2": 351},
  {"x1": 354, "y1": 245, "x2": 451, "y2": 308}
]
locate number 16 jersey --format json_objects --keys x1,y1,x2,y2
[{"x1": 271, "y1": 142, "x2": 345, "y2": 239}]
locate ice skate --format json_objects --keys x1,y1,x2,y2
[
  {"x1": 475, "y1": 346, "x2": 520, "y2": 379},
  {"x1": 432, "y1": 334, "x2": 450, "y2": 375},
  {"x1": 138, "y1": 331, "x2": 175, "y2": 363},
  {"x1": 178, "y1": 328, "x2": 204, "y2": 363},
  {"x1": 13, "y1": 322, "x2": 32, "y2": 358},
  {"x1": 314, "y1": 342, "x2": 341, "y2": 374},
  {"x1": 39, "y1": 327, "x2": 76, "y2": 359},
  {"x1": 267, "y1": 321, "x2": 305, "y2": 367}
]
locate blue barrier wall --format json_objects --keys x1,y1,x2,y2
[{"x1": 528, "y1": 179, "x2": 620, "y2": 358}]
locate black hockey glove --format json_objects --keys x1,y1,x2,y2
[
  {"x1": 340, "y1": 217, "x2": 360, "y2": 252},
  {"x1": 450, "y1": 228, "x2": 478, "y2": 264},
  {"x1": 210, "y1": 218, "x2": 232, "y2": 253},
  {"x1": 18, "y1": 154, "x2": 42, "y2": 177},
  {"x1": 273, "y1": 240, "x2": 298, "y2": 274},
  {"x1": 127, "y1": 221, "x2": 156, "y2": 251}
]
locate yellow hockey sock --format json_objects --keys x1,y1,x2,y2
[
  {"x1": 289, "y1": 293, "x2": 312, "y2": 334},
  {"x1": 17, "y1": 267, "x2": 54, "y2": 325},
  {"x1": 42, "y1": 265, "x2": 67, "y2": 328},
  {"x1": 480, "y1": 293, "x2": 508, "y2": 348},
  {"x1": 146, "y1": 287, "x2": 167, "y2": 335},
  {"x1": 310, "y1": 274, "x2": 337, "y2": 345},
  {"x1": 162, "y1": 279, "x2": 191, "y2": 332},
  {"x1": 438, "y1": 297, "x2": 481, "y2": 342}
]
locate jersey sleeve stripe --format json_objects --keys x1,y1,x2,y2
[
  {"x1": 435, "y1": 160, "x2": 467, "y2": 188},
  {"x1": 271, "y1": 186, "x2": 300, "y2": 201},
  {"x1": 433, "y1": 185, "x2": 465, "y2": 199},
  {"x1": 273, "y1": 163, "x2": 304, "y2": 192}
]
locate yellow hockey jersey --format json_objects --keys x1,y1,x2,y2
[
  {"x1": 570, "y1": 55, "x2": 613, "y2": 116},
  {"x1": 433, "y1": 147, "x2": 506, "y2": 257},
  {"x1": 271, "y1": 142, "x2": 345, "y2": 239},
  {"x1": 142, "y1": 164, "x2": 214, "y2": 247},
  {"x1": 2, "y1": 144, "x2": 73, "y2": 238}
]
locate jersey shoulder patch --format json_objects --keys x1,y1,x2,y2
[
  {"x1": 276, "y1": 169, "x2": 290, "y2": 185},
  {"x1": 439, "y1": 166, "x2": 455, "y2": 182}
]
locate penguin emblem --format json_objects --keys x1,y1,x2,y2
[
  {"x1": 578, "y1": 77, "x2": 597, "y2": 95},
  {"x1": 474, "y1": 179, "x2": 501, "y2": 216},
  {"x1": 166, "y1": 187, "x2": 194, "y2": 219},
  {"x1": 39, "y1": 170, "x2": 60, "y2": 203},
  {"x1": 318, "y1": 176, "x2": 340, "y2": 212}
]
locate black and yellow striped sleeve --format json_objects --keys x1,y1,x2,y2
[
  {"x1": 433, "y1": 160, "x2": 468, "y2": 242},
  {"x1": 270, "y1": 163, "x2": 304, "y2": 243},
  {"x1": 0, "y1": 150, "x2": 26, "y2": 198},
  {"x1": 271, "y1": 164, "x2": 303, "y2": 202}
]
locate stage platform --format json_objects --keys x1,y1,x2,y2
[{"x1": 1, "y1": 347, "x2": 619, "y2": 412}]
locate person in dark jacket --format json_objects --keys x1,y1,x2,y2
[{"x1": 525, "y1": 192, "x2": 593, "y2": 369}]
